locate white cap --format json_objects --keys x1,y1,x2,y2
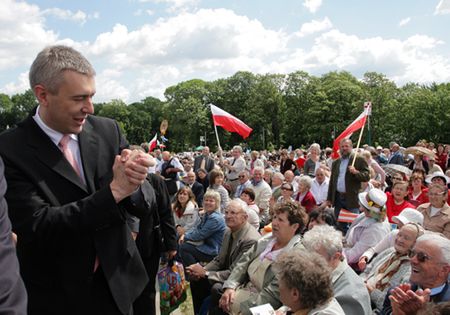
[
  {"x1": 392, "y1": 208, "x2": 424, "y2": 226},
  {"x1": 425, "y1": 171, "x2": 450, "y2": 185}
]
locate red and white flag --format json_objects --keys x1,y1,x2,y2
[
  {"x1": 331, "y1": 102, "x2": 371, "y2": 159},
  {"x1": 210, "y1": 104, "x2": 252, "y2": 139},
  {"x1": 148, "y1": 133, "x2": 158, "y2": 152}
]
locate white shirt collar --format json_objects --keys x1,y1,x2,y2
[{"x1": 33, "y1": 106, "x2": 78, "y2": 146}]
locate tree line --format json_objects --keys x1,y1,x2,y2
[{"x1": 1, "y1": 70, "x2": 449, "y2": 152}]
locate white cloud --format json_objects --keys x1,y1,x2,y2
[
  {"x1": 303, "y1": 0, "x2": 323, "y2": 13},
  {"x1": 296, "y1": 17, "x2": 332, "y2": 37},
  {"x1": 399, "y1": 17, "x2": 411, "y2": 27},
  {"x1": 435, "y1": 0, "x2": 450, "y2": 15},
  {"x1": 1, "y1": 71, "x2": 29, "y2": 95},
  {"x1": 139, "y1": 0, "x2": 199, "y2": 12},
  {"x1": 0, "y1": 0, "x2": 58, "y2": 72},
  {"x1": 146, "y1": 9, "x2": 155, "y2": 15},
  {"x1": 274, "y1": 30, "x2": 450, "y2": 85},
  {"x1": 42, "y1": 8, "x2": 99, "y2": 25}
]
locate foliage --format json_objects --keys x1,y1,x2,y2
[{"x1": 1, "y1": 71, "x2": 449, "y2": 152}]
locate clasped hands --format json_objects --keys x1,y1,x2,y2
[{"x1": 110, "y1": 149, "x2": 155, "y2": 202}]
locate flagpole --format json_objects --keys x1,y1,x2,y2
[
  {"x1": 351, "y1": 119, "x2": 366, "y2": 167},
  {"x1": 214, "y1": 122, "x2": 222, "y2": 151}
]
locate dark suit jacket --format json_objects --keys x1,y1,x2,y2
[
  {"x1": 194, "y1": 155, "x2": 215, "y2": 173},
  {"x1": 327, "y1": 154, "x2": 370, "y2": 209},
  {"x1": 0, "y1": 113, "x2": 153, "y2": 315},
  {"x1": 190, "y1": 181, "x2": 205, "y2": 207},
  {"x1": 204, "y1": 222, "x2": 260, "y2": 283},
  {"x1": 0, "y1": 157, "x2": 27, "y2": 315}
]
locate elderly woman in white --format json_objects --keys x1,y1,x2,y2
[{"x1": 343, "y1": 189, "x2": 391, "y2": 266}]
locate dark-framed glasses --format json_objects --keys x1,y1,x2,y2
[{"x1": 408, "y1": 249, "x2": 431, "y2": 263}]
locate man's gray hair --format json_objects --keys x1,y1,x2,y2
[
  {"x1": 416, "y1": 232, "x2": 450, "y2": 264},
  {"x1": 29, "y1": 45, "x2": 96, "y2": 94},
  {"x1": 272, "y1": 172, "x2": 285, "y2": 181},
  {"x1": 303, "y1": 225, "x2": 343, "y2": 259}
]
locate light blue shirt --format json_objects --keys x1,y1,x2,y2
[{"x1": 337, "y1": 156, "x2": 350, "y2": 193}]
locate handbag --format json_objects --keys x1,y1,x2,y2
[{"x1": 158, "y1": 259, "x2": 187, "y2": 315}]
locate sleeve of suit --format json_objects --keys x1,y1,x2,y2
[
  {"x1": 0, "y1": 157, "x2": 27, "y2": 315},
  {"x1": 147, "y1": 174, "x2": 177, "y2": 252}
]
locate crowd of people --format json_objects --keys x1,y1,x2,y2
[{"x1": 1, "y1": 44, "x2": 450, "y2": 315}]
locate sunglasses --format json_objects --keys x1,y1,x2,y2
[
  {"x1": 408, "y1": 249, "x2": 431, "y2": 263},
  {"x1": 282, "y1": 187, "x2": 293, "y2": 191},
  {"x1": 238, "y1": 175, "x2": 246, "y2": 178}
]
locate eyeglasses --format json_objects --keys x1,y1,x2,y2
[
  {"x1": 238, "y1": 175, "x2": 246, "y2": 178},
  {"x1": 282, "y1": 187, "x2": 293, "y2": 191},
  {"x1": 408, "y1": 249, "x2": 431, "y2": 263},
  {"x1": 392, "y1": 177, "x2": 403, "y2": 181}
]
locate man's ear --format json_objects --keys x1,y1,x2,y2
[
  {"x1": 291, "y1": 287, "x2": 300, "y2": 302},
  {"x1": 33, "y1": 84, "x2": 49, "y2": 106}
]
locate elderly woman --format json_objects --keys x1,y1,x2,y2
[
  {"x1": 248, "y1": 150, "x2": 264, "y2": 175},
  {"x1": 274, "y1": 251, "x2": 345, "y2": 315},
  {"x1": 295, "y1": 176, "x2": 316, "y2": 213},
  {"x1": 303, "y1": 143, "x2": 321, "y2": 177},
  {"x1": 172, "y1": 187, "x2": 199, "y2": 238},
  {"x1": 358, "y1": 208, "x2": 424, "y2": 271},
  {"x1": 343, "y1": 189, "x2": 391, "y2": 265},
  {"x1": 215, "y1": 202, "x2": 307, "y2": 315},
  {"x1": 360, "y1": 223, "x2": 424, "y2": 311},
  {"x1": 207, "y1": 169, "x2": 230, "y2": 213},
  {"x1": 417, "y1": 183, "x2": 450, "y2": 238},
  {"x1": 280, "y1": 149, "x2": 297, "y2": 175},
  {"x1": 178, "y1": 190, "x2": 226, "y2": 267},
  {"x1": 277, "y1": 182, "x2": 295, "y2": 203}
]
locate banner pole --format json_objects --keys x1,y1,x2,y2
[{"x1": 351, "y1": 120, "x2": 366, "y2": 167}]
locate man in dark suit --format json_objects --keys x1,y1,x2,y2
[
  {"x1": 183, "y1": 170, "x2": 204, "y2": 207},
  {"x1": 186, "y1": 200, "x2": 260, "y2": 314},
  {"x1": 326, "y1": 139, "x2": 370, "y2": 231},
  {"x1": 387, "y1": 142, "x2": 404, "y2": 165},
  {"x1": 0, "y1": 157, "x2": 27, "y2": 315},
  {"x1": 194, "y1": 146, "x2": 215, "y2": 173},
  {"x1": 0, "y1": 45, "x2": 155, "y2": 315}
]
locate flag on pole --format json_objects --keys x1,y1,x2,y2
[
  {"x1": 148, "y1": 133, "x2": 158, "y2": 152},
  {"x1": 331, "y1": 103, "x2": 371, "y2": 159},
  {"x1": 210, "y1": 104, "x2": 253, "y2": 139}
]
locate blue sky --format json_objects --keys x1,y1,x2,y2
[{"x1": 1, "y1": 0, "x2": 449, "y2": 102}]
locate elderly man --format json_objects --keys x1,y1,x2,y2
[
  {"x1": 388, "y1": 143, "x2": 404, "y2": 165},
  {"x1": 327, "y1": 139, "x2": 370, "y2": 232},
  {"x1": 183, "y1": 170, "x2": 204, "y2": 206},
  {"x1": 187, "y1": 200, "x2": 260, "y2": 315},
  {"x1": 303, "y1": 225, "x2": 371, "y2": 315},
  {"x1": 380, "y1": 233, "x2": 450, "y2": 315},
  {"x1": 222, "y1": 146, "x2": 246, "y2": 196},
  {"x1": 234, "y1": 170, "x2": 251, "y2": 199},
  {"x1": 311, "y1": 166, "x2": 330, "y2": 209},
  {"x1": 271, "y1": 172, "x2": 284, "y2": 201},
  {"x1": 194, "y1": 146, "x2": 215, "y2": 173},
  {"x1": 284, "y1": 170, "x2": 298, "y2": 194},
  {"x1": 249, "y1": 167, "x2": 272, "y2": 223}
]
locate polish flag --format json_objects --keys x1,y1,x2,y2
[
  {"x1": 331, "y1": 102, "x2": 371, "y2": 159},
  {"x1": 148, "y1": 133, "x2": 158, "y2": 152},
  {"x1": 210, "y1": 104, "x2": 252, "y2": 139}
]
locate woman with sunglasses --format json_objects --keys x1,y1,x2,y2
[
  {"x1": 343, "y1": 189, "x2": 391, "y2": 266},
  {"x1": 277, "y1": 182, "x2": 294, "y2": 203},
  {"x1": 360, "y1": 223, "x2": 424, "y2": 312},
  {"x1": 417, "y1": 183, "x2": 450, "y2": 239}
]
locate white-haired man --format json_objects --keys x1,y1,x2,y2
[
  {"x1": 380, "y1": 232, "x2": 450, "y2": 315},
  {"x1": 303, "y1": 225, "x2": 372, "y2": 315},
  {"x1": 222, "y1": 146, "x2": 246, "y2": 196},
  {"x1": 249, "y1": 167, "x2": 272, "y2": 224}
]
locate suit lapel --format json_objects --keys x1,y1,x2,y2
[
  {"x1": 23, "y1": 116, "x2": 88, "y2": 192},
  {"x1": 78, "y1": 120, "x2": 98, "y2": 194}
]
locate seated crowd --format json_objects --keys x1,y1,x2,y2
[{"x1": 148, "y1": 140, "x2": 450, "y2": 315}]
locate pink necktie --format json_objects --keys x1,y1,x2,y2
[
  {"x1": 59, "y1": 135, "x2": 81, "y2": 177},
  {"x1": 59, "y1": 135, "x2": 99, "y2": 271}
]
